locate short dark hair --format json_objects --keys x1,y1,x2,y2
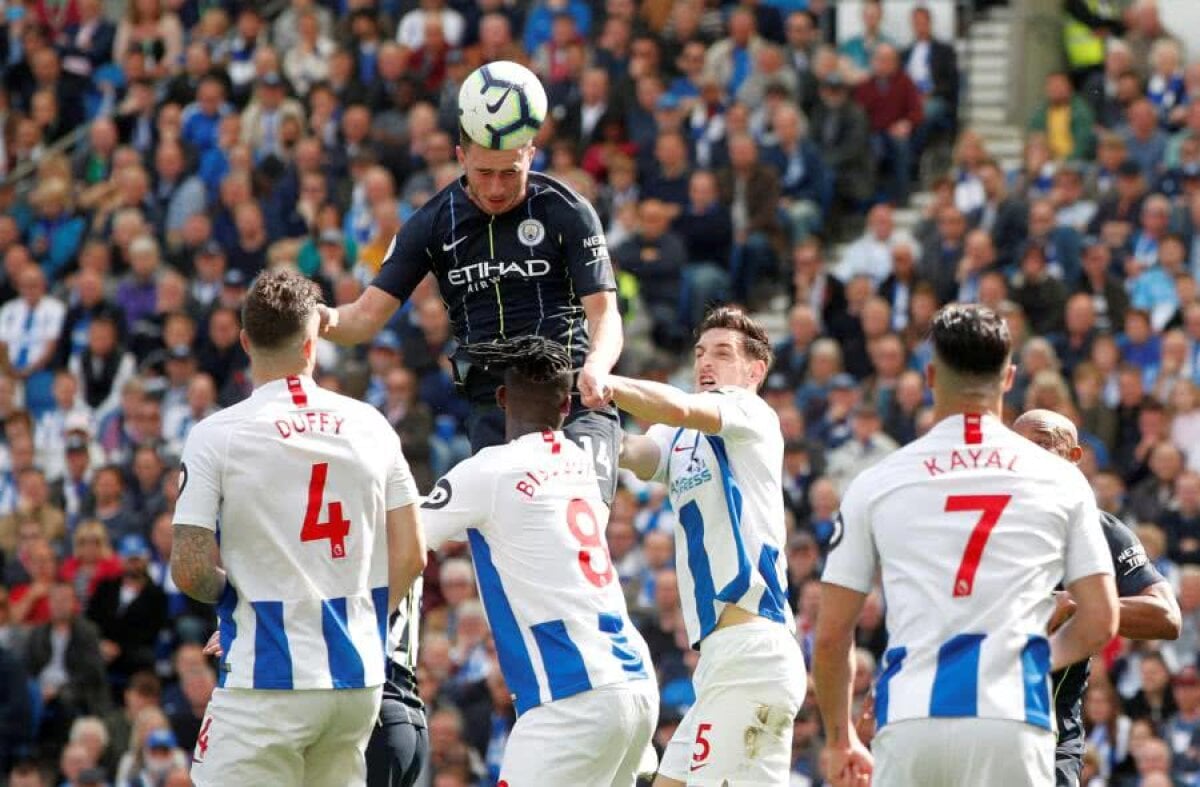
[
  {"x1": 696, "y1": 306, "x2": 774, "y2": 369},
  {"x1": 241, "y1": 269, "x2": 322, "y2": 351},
  {"x1": 929, "y1": 303, "x2": 1012, "y2": 378}
]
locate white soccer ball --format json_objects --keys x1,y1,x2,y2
[{"x1": 458, "y1": 61, "x2": 548, "y2": 150}]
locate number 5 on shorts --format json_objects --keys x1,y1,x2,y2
[
  {"x1": 946, "y1": 494, "x2": 1011, "y2": 598},
  {"x1": 691, "y1": 722, "x2": 713, "y2": 768}
]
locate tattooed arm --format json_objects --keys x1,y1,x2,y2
[{"x1": 171, "y1": 524, "x2": 227, "y2": 604}]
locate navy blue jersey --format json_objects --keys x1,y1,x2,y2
[
  {"x1": 371, "y1": 172, "x2": 614, "y2": 399},
  {"x1": 1053, "y1": 511, "x2": 1163, "y2": 754}
]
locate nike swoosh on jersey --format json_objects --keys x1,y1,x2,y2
[
  {"x1": 674, "y1": 445, "x2": 696, "y2": 452},
  {"x1": 485, "y1": 87, "x2": 513, "y2": 114},
  {"x1": 442, "y1": 236, "x2": 468, "y2": 252},
  {"x1": 689, "y1": 763, "x2": 708, "y2": 772}
]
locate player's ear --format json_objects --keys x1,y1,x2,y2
[
  {"x1": 924, "y1": 362, "x2": 935, "y2": 390},
  {"x1": 1069, "y1": 445, "x2": 1084, "y2": 464},
  {"x1": 496, "y1": 384, "x2": 508, "y2": 411},
  {"x1": 455, "y1": 145, "x2": 467, "y2": 167},
  {"x1": 1002, "y1": 363, "x2": 1016, "y2": 393},
  {"x1": 239, "y1": 329, "x2": 251, "y2": 356}
]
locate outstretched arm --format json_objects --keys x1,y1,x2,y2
[
  {"x1": 607, "y1": 375, "x2": 722, "y2": 434},
  {"x1": 320, "y1": 286, "x2": 403, "y2": 346},
  {"x1": 619, "y1": 434, "x2": 662, "y2": 481},
  {"x1": 579, "y1": 291, "x2": 623, "y2": 408},
  {"x1": 171, "y1": 525, "x2": 227, "y2": 604}
]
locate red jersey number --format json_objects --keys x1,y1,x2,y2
[
  {"x1": 301, "y1": 463, "x2": 351, "y2": 560},
  {"x1": 566, "y1": 498, "x2": 614, "y2": 587},
  {"x1": 946, "y1": 494, "x2": 1012, "y2": 597}
]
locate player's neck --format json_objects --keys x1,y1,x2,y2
[
  {"x1": 250, "y1": 361, "x2": 314, "y2": 389},
  {"x1": 506, "y1": 418, "x2": 559, "y2": 441},
  {"x1": 931, "y1": 395, "x2": 1002, "y2": 423}
]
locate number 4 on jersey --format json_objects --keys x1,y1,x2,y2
[
  {"x1": 947, "y1": 494, "x2": 1011, "y2": 598},
  {"x1": 302, "y1": 463, "x2": 351, "y2": 560}
]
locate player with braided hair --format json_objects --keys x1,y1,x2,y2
[{"x1": 419, "y1": 336, "x2": 659, "y2": 786}]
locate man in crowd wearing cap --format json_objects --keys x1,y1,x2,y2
[
  {"x1": 240, "y1": 72, "x2": 304, "y2": 163},
  {"x1": 1164, "y1": 664, "x2": 1200, "y2": 780},
  {"x1": 810, "y1": 72, "x2": 874, "y2": 227},
  {"x1": 809, "y1": 372, "x2": 859, "y2": 450},
  {"x1": 190, "y1": 241, "x2": 228, "y2": 311},
  {"x1": 52, "y1": 431, "x2": 94, "y2": 530},
  {"x1": 1013, "y1": 408, "x2": 1180, "y2": 787},
  {"x1": 86, "y1": 534, "x2": 168, "y2": 692},
  {"x1": 824, "y1": 403, "x2": 899, "y2": 495}
]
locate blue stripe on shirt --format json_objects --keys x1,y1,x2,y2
[
  {"x1": 1022, "y1": 635, "x2": 1052, "y2": 730},
  {"x1": 530, "y1": 619, "x2": 592, "y2": 700},
  {"x1": 468, "y1": 528, "x2": 541, "y2": 714},
  {"x1": 216, "y1": 584, "x2": 238, "y2": 690},
  {"x1": 679, "y1": 500, "x2": 718, "y2": 645},
  {"x1": 875, "y1": 646, "x2": 907, "y2": 728},
  {"x1": 371, "y1": 586, "x2": 389, "y2": 662},
  {"x1": 251, "y1": 600, "x2": 293, "y2": 689},
  {"x1": 599, "y1": 612, "x2": 648, "y2": 677},
  {"x1": 755, "y1": 543, "x2": 788, "y2": 624},
  {"x1": 706, "y1": 436, "x2": 752, "y2": 604},
  {"x1": 930, "y1": 633, "x2": 986, "y2": 717},
  {"x1": 322, "y1": 597, "x2": 366, "y2": 689}
]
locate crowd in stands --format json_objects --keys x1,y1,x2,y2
[{"x1": 0, "y1": 0, "x2": 1194, "y2": 784}]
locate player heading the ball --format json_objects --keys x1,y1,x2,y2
[
  {"x1": 172, "y1": 270, "x2": 426, "y2": 787},
  {"x1": 321, "y1": 60, "x2": 624, "y2": 505},
  {"x1": 421, "y1": 336, "x2": 659, "y2": 786},
  {"x1": 815, "y1": 303, "x2": 1119, "y2": 787}
]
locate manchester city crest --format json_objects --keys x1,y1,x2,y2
[{"x1": 517, "y1": 218, "x2": 545, "y2": 247}]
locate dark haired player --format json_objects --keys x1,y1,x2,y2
[
  {"x1": 815, "y1": 304, "x2": 1118, "y2": 787},
  {"x1": 1013, "y1": 408, "x2": 1180, "y2": 787},
  {"x1": 173, "y1": 270, "x2": 425, "y2": 786},
  {"x1": 419, "y1": 336, "x2": 657, "y2": 786},
  {"x1": 320, "y1": 131, "x2": 622, "y2": 499},
  {"x1": 610, "y1": 306, "x2": 807, "y2": 785},
  {"x1": 321, "y1": 117, "x2": 622, "y2": 786}
]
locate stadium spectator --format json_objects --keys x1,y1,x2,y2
[{"x1": 855, "y1": 43, "x2": 922, "y2": 205}]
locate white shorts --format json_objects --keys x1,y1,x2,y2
[
  {"x1": 660, "y1": 620, "x2": 807, "y2": 785},
  {"x1": 873, "y1": 717, "x2": 1055, "y2": 787},
  {"x1": 499, "y1": 680, "x2": 658, "y2": 787},
  {"x1": 191, "y1": 685, "x2": 382, "y2": 787}
]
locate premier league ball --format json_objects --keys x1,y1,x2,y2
[{"x1": 458, "y1": 61, "x2": 548, "y2": 150}]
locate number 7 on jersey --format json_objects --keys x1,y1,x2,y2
[{"x1": 946, "y1": 494, "x2": 1012, "y2": 598}]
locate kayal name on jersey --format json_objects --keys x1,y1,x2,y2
[
  {"x1": 922, "y1": 447, "x2": 1019, "y2": 477},
  {"x1": 274, "y1": 411, "x2": 347, "y2": 439}
]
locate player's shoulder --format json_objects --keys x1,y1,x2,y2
[
  {"x1": 404, "y1": 177, "x2": 464, "y2": 234},
  {"x1": 1099, "y1": 509, "x2": 1140, "y2": 550},
  {"x1": 182, "y1": 401, "x2": 249, "y2": 452},
  {"x1": 528, "y1": 172, "x2": 598, "y2": 217},
  {"x1": 316, "y1": 386, "x2": 399, "y2": 436}
]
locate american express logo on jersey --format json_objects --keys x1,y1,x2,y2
[{"x1": 670, "y1": 455, "x2": 712, "y2": 496}]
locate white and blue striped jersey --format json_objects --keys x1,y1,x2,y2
[
  {"x1": 822, "y1": 413, "x2": 1113, "y2": 732},
  {"x1": 173, "y1": 375, "x2": 419, "y2": 691},
  {"x1": 422, "y1": 430, "x2": 654, "y2": 716},
  {"x1": 645, "y1": 386, "x2": 794, "y2": 648}
]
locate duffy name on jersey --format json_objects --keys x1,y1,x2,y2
[{"x1": 273, "y1": 411, "x2": 347, "y2": 439}]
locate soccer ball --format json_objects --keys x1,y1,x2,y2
[{"x1": 458, "y1": 61, "x2": 548, "y2": 150}]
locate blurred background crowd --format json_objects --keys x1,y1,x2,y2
[{"x1": 1, "y1": 0, "x2": 1199, "y2": 784}]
